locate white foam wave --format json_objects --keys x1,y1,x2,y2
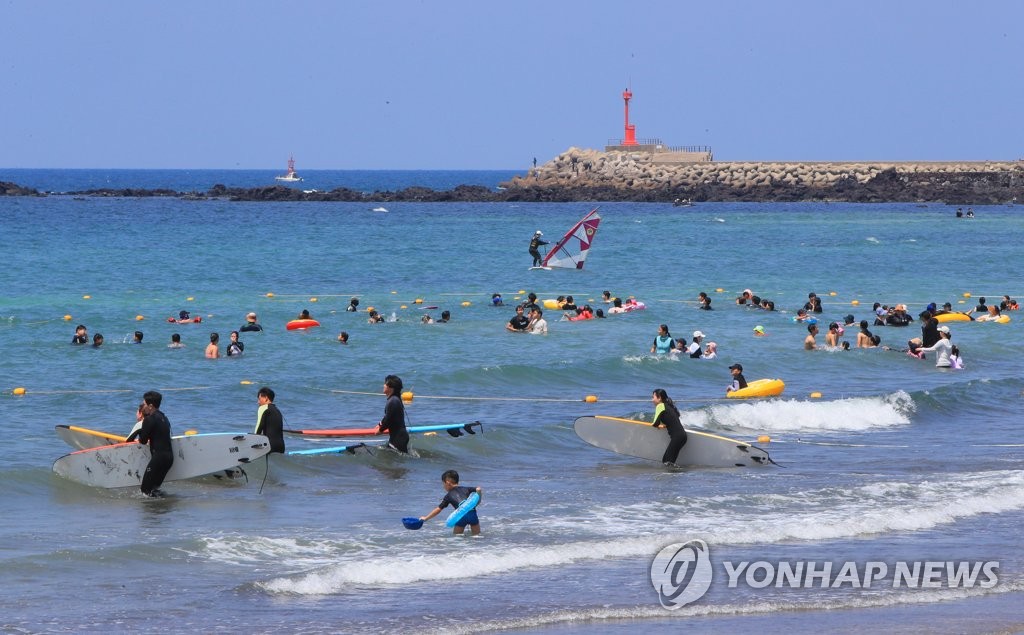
[
  {"x1": 256, "y1": 470, "x2": 1024, "y2": 594},
  {"x1": 691, "y1": 391, "x2": 915, "y2": 434},
  {"x1": 420, "y1": 581, "x2": 1024, "y2": 635}
]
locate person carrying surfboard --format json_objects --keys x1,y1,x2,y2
[
  {"x1": 418, "y1": 469, "x2": 483, "y2": 535},
  {"x1": 255, "y1": 386, "x2": 285, "y2": 454},
  {"x1": 137, "y1": 390, "x2": 173, "y2": 497},
  {"x1": 377, "y1": 375, "x2": 410, "y2": 453},
  {"x1": 651, "y1": 389, "x2": 687, "y2": 466}
]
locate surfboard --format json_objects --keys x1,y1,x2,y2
[
  {"x1": 52, "y1": 433, "x2": 272, "y2": 489},
  {"x1": 285, "y1": 421, "x2": 482, "y2": 438},
  {"x1": 287, "y1": 440, "x2": 386, "y2": 456},
  {"x1": 55, "y1": 424, "x2": 126, "y2": 450},
  {"x1": 573, "y1": 415, "x2": 772, "y2": 468},
  {"x1": 445, "y1": 491, "x2": 480, "y2": 527}
]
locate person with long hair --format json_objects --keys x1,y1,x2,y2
[
  {"x1": 651, "y1": 388, "x2": 687, "y2": 466},
  {"x1": 377, "y1": 375, "x2": 410, "y2": 453}
]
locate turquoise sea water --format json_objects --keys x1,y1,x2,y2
[{"x1": 2, "y1": 170, "x2": 1023, "y2": 633}]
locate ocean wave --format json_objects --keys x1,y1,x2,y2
[
  {"x1": 694, "y1": 391, "x2": 916, "y2": 434},
  {"x1": 254, "y1": 469, "x2": 1024, "y2": 594}
]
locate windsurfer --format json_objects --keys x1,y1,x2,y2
[{"x1": 529, "y1": 230, "x2": 548, "y2": 267}]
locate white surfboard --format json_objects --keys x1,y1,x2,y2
[
  {"x1": 53, "y1": 433, "x2": 271, "y2": 489},
  {"x1": 573, "y1": 415, "x2": 772, "y2": 468}
]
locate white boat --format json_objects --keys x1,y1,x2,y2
[
  {"x1": 372, "y1": 206, "x2": 388, "y2": 212},
  {"x1": 275, "y1": 155, "x2": 303, "y2": 182}
]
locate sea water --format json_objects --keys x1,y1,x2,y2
[{"x1": 1, "y1": 170, "x2": 1022, "y2": 634}]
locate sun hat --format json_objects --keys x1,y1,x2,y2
[
  {"x1": 753, "y1": 325, "x2": 765, "y2": 333},
  {"x1": 938, "y1": 325, "x2": 951, "y2": 334},
  {"x1": 729, "y1": 363, "x2": 743, "y2": 371},
  {"x1": 246, "y1": 312, "x2": 256, "y2": 319},
  {"x1": 693, "y1": 330, "x2": 705, "y2": 338},
  {"x1": 535, "y1": 230, "x2": 543, "y2": 235}
]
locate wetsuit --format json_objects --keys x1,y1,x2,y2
[
  {"x1": 255, "y1": 403, "x2": 285, "y2": 453},
  {"x1": 652, "y1": 402, "x2": 687, "y2": 465},
  {"x1": 379, "y1": 393, "x2": 409, "y2": 453},
  {"x1": 240, "y1": 322, "x2": 263, "y2": 332},
  {"x1": 728, "y1": 373, "x2": 748, "y2": 392},
  {"x1": 138, "y1": 409, "x2": 173, "y2": 496},
  {"x1": 72, "y1": 334, "x2": 87, "y2": 344},
  {"x1": 529, "y1": 235, "x2": 548, "y2": 266},
  {"x1": 921, "y1": 317, "x2": 940, "y2": 348},
  {"x1": 226, "y1": 340, "x2": 244, "y2": 356},
  {"x1": 439, "y1": 485, "x2": 479, "y2": 527}
]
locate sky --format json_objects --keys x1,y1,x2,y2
[{"x1": 1, "y1": 0, "x2": 1022, "y2": 169}]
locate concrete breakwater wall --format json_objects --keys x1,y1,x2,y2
[{"x1": 502, "y1": 147, "x2": 1024, "y2": 204}]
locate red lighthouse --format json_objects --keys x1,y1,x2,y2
[{"x1": 622, "y1": 88, "x2": 638, "y2": 146}]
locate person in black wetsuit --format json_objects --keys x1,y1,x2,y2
[
  {"x1": 651, "y1": 388, "x2": 687, "y2": 466},
  {"x1": 71, "y1": 324, "x2": 88, "y2": 345},
  {"x1": 377, "y1": 375, "x2": 410, "y2": 453},
  {"x1": 255, "y1": 386, "x2": 285, "y2": 454},
  {"x1": 137, "y1": 390, "x2": 173, "y2": 497},
  {"x1": 529, "y1": 231, "x2": 548, "y2": 266}
]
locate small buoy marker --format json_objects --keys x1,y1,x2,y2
[
  {"x1": 63, "y1": 314, "x2": 72, "y2": 321},
  {"x1": 310, "y1": 297, "x2": 318, "y2": 302},
  {"x1": 414, "y1": 298, "x2": 423, "y2": 304},
  {"x1": 963, "y1": 292, "x2": 972, "y2": 298},
  {"x1": 240, "y1": 380, "x2": 252, "y2": 385},
  {"x1": 184, "y1": 429, "x2": 198, "y2": 436},
  {"x1": 584, "y1": 395, "x2": 598, "y2": 403},
  {"x1": 391, "y1": 290, "x2": 397, "y2": 294},
  {"x1": 461, "y1": 301, "x2": 471, "y2": 307},
  {"x1": 266, "y1": 292, "x2": 275, "y2": 297},
  {"x1": 401, "y1": 391, "x2": 414, "y2": 403},
  {"x1": 851, "y1": 300, "x2": 860, "y2": 306},
  {"x1": 757, "y1": 435, "x2": 771, "y2": 444},
  {"x1": 186, "y1": 296, "x2": 194, "y2": 301},
  {"x1": 810, "y1": 391, "x2": 822, "y2": 399},
  {"x1": 400, "y1": 305, "x2": 408, "y2": 309},
  {"x1": 829, "y1": 291, "x2": 837, "y2": 296},
  {"x1": 715, "y1": 288, "x2": 724, "y2": 293},
  {"x1": 13, "y1": 387, "x2": 26, "y2": 396},
  {"x1": 518, "y1": 289, "x2": 526, "y2": 294},
  {"x1": 83, "y1": 295, "x2": 91, "y2": 300},
  {"x1": 135, "y1": 315, "x2": 144, "y2": 321}
]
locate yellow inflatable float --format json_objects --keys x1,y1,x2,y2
[
  {"x1": 934, "y1": 312, "x2": 972, "y2": 323},
  {"x1": 727, "y1": 378, "x2": 786, "y2": 399}
]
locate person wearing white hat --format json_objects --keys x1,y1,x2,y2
[
  {"x1": 240, "y1": 311, "x2": 263, "y2": 332},
  {"x1": 686, "y1": 330, "x2": 706, "y2": 358},
  {"x1": 528, "y1": 230, "x2": 549, "y2": 267},
  {"x1": 918, "y1": 325, "x2": 953, "y2": 367}
]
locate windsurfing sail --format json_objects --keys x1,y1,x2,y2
[{"x1": 541, "y1": 208, "x2": 601, "y2": 270}]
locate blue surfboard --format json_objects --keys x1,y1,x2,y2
[
  {"x1": 287, "y1": 441, "x2": 385, "y2": 456},
  {"x1": 445, "y1": 492, "x2": 480, "y2": 527}
]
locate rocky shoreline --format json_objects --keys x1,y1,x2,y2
[{"x1": 4, "y1": 150, "x2": 1023, "y2": 203}]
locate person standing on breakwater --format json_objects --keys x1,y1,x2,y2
[{"x1": 529, "y1": 230, "x2": 548, "y2": 267}]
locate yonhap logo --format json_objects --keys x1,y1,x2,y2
[{"x1": 650, "y1": 539, "x2": 713, "y2": 609}]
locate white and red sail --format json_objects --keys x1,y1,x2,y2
[{"x1": 541, "y1": 208, "x2": 601, "y2": 270}]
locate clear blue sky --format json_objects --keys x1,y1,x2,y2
[{"x1": 1, "y1": 1, "x2": 1021, "y2": 169}]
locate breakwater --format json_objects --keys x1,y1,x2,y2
[
  {"x1": 502, "y1": 148, "x2": 1024, "y2": 204},
  {"x1": 3, "y1": 151, "x2": 1023, "y2": 203}
]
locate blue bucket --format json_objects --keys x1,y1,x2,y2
[{"x1": 402, "y1": 517, "x2": 424, "y2": 530}]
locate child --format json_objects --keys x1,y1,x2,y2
[
  {"x1": 419, "y1": 469, "x2": 483, "y2": 536},
  {"x1": 726, "y1": 363, "x2": 747, "y2": 394}
]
